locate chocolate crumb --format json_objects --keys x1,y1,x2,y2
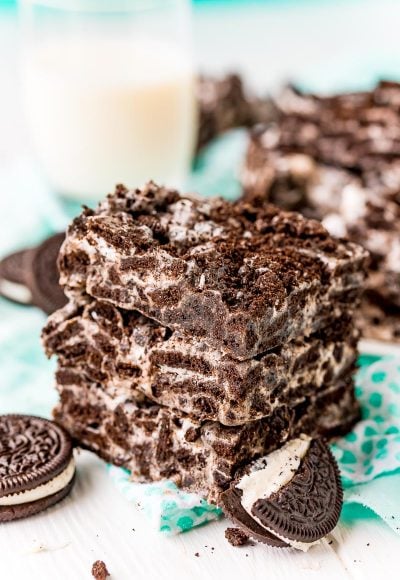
[
  {"x1": 328, "y1": 540, "x2": 333, "y2": 545},
  {"x1": 225, "y1": 527, "x2": 250, "y2": 547},
  {"x1": 195, "y1": 552, "x2": 200, "y2": 558},
  {"x1": 91, "y1": 560, "x2": 110, "y2": 580}
]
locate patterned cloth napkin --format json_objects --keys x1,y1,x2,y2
[
  {"x1": 0, "y1": 149, "x2": 400, "y2": 536},
  {"x1": 332, "y1": 357, "x2": 400, "y2": 486}
]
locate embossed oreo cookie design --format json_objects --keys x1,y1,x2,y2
[
  {"x1": 252, "y1": 439, "x2": 342, "y2": 544},
  {"x1": 221, "y1": 437, "x2": 343, "y2": 550},
  {"x1": 0, "y1": 415, "x2": 75, "y2": 522}
]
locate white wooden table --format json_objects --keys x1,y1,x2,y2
[
  {"x1": 0, "y1": 449, "x2": 398, "y2": 580},
  {"x1": 1, "y1": 2, "x2": 400, "y2": 578}
]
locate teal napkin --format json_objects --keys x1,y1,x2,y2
[
  {"x1": 108, "y1": 466, "x2": 223, "y2": 535},
  {"x1": 332, "y1": 358, "x2": 400, "y2": 485},
  {"x1": 1, "y1": 148, "x2": 400, "y2": 536},
  {"x1": 332, "y1": 358, "x2": 400, "y2": 537}
]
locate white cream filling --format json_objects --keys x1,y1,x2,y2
[
  {"x1": 0, "y1": 458, "x2": 75, "y2": 506},
  {"x1": 237, "y1": 436, "x2": 321, "y2": 551},
  {"x1": 0, "y1": 279, "x2": 32, "y2": 304},
  {"x1": 260, "y1": 525, "x2": 320, "y2": 552},
  {"x1": 237, "y1": 436, "x2": 311, "y2": 508}
]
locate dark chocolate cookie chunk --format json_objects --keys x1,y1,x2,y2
[
  {"x1": 91, "y1": 560, "x2": 110, "y2": 579},
  {"x1": 220, "y1": 436, "x2": 343, "y2": 550},
  {"x1": 28, "y1": 233, "x2": 68, "y2": 314},
  {"x1": 224, "y1": 527, "x2": 251, "y2": 547},
  {"x1": 0, "y1": 249, "x2": 33, "y2": 305},
  {"x1": 0, "y1": 414, "x2": 75, "y2": 522}
]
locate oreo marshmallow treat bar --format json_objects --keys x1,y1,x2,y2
[
  {"x1": 49, "y1": 368, "x2": 357, "y2": 504},
  {"x1": 43, "y1": 299, "x2": 358, "y2": 426},
  {"x1": 44, "y1": 182, "x2": 367, "y2": 507},
  {"x1": 57, "y1": 182, "x2": 366, "y2": 360},
  {"x1": 242, "y1": 80, "x2": 400, "y2": 341}
]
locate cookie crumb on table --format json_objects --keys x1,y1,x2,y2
[
  {"x1": 91, "y1": 560, "x2": 110, "y2": 579},
  {"x1": 225, "y1": 527, "x2": 250, "y2": 547}
]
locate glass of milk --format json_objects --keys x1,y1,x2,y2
[{"x1": 20, "y1": 0, "x2": 197, "y2": 204}]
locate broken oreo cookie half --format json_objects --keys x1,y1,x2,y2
[
  {"x1": 28, "y1": 233, "x2": 68, "y2": 314},
  {"x1": 220, "y1": 435, "x2": 343, "y2": 550},
  {"x1": 0, "y1": 414, "x2": 76, "y2": 522},
  {"x1": 0, "y1": 233, "x2": 67, "y2": 314},
  {"x1": 0, "y1": 248, "x2": 33, "y2": 305}
]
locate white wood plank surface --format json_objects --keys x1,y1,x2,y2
[{"x1": 1, "y1": 450, "x2": 399, "y2": 580}]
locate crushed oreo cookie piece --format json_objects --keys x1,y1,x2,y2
[
  {"x1": 91, "y1": 560, "x2": 110, "y2": 579},
  {"x1": 225, "y1": 527, "x2": 251, "y2": 547}
]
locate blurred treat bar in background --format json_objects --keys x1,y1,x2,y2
[
  {"x1": 241, "y1": 80, "x2": 400, "y2": 342},
  {"x1": 196, "y1": 73, "x2": 276, "y2": 151}
]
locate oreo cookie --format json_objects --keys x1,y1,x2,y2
[
  {"x1": 0, "y1": 414, "x2": 76, "y2": 522},
  {"x1": 0, "y1": 233, "x2": 67, "y2": 314},
  {"x1": 220, "y1": 436, "x2": 343, "y2": 550},
  {"x1": 28, "y1": 233, "x2": 68, "y2": 314},
  {"x1": 0, "y1": 249, "x2": 33, "y2": 305}
]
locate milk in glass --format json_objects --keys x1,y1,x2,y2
[{"x1": 22, "y1": 36, "x2": 197, "y2": 201}]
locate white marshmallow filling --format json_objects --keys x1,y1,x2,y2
[{"x1": 0, "y1": 458, "x2": 75, "y2": 506}]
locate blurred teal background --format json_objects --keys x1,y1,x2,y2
[
  {"x1": 2, "y1": 0, "x2": 399, "y2": 94},
  {"x1": 1, "y1": 0, "x2": 400, "y2": 207},
  {"x1": 1, "y1": 0, "x2": 400, "y2": 221}
]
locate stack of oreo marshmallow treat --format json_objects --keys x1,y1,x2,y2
[
  {"x1": 242, "y1": 80, "x2": 400, "y2": 342},
  {"x1": 43, "y1": 182, "x2": 368, "y2": 504}
]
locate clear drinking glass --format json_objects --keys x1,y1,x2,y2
[{"x1": 20, "y1": 0, "x2": 197, "y2": 204}]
